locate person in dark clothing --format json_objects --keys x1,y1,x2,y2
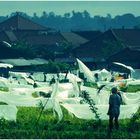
[
  {"x1": 49, "y1": 76, "x2": 56, "y2": 85},
  {"x1": 43, "y1": 72, "x2": 47, "y2": 82},
  {"x1": 107, "y1": 87, "x2": 121, "y2": 133},
  {"x1": 110, "y1": 76, "x2": 115, "y2": 82},
  {"x1": 33, "y1": 82, "x2": 38, "y2": 88},
  {"x1": 94, "y1": 73, "x2": 99, "y2": 82}
]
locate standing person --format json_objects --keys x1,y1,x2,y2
[
  {"x1": 43, "y1": 72, "x2": 47, "y2": 82},
  {"x1": 107, "y1": 87, "x2": 121, "y2": 133},
  {"x1": 94, "y1": 73, "x2": 99, "y2": 83}
]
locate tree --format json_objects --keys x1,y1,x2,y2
[
  {"x1": 41, "y1": 11, "x2": 48, "y2": 19},
  {"x1": 83, "y1": 10, "x2": 90, "y2": 19},
  {"x1": 12, "y1": 41, "x2": 36, "y2": 58},
  {"x1": 64, "y1": 13, "x2": 71, "y2": 18},
  {"x1": 59, "y1": 41, "x2": 75, "y2": 57},
  {"x1": 48, "y1": 12, "x2": 55, "y2": 18},
  {"x1": 33, "y1": 12, "x2": 38, "y2": 18}
]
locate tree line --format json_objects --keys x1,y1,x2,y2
[{"x1": 0, "y1": 11, "x2": 140, "y2": 31}]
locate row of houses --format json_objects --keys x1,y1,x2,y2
[{"x1": 0, "y1": 14, "x2": 140, "y2": 72}]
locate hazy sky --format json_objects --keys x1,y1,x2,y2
[{"x1": 0, "y1": 1, "x2": 140, "y2": 17}]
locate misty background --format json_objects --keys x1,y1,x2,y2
[{"x1": 0, "y1": 11, "x2": 140, "y2": 31}]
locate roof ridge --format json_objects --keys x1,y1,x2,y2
[
  {"x1": 0, "y1": 14, "x2": 53, "y2": 31},
  {"x1": 17, "y1": 15, "x2": 49, "y2": 30},
  {"x1": 110, "y1": 29, "x2": 127, "y2": 48}
]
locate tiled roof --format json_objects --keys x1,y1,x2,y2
[
  {"x1": 74, "y1": 30, "x2": 119, "y2": 61},
  {"x1": 107, "y1": 47, "x2": 140, "y2": 62},
  {"x1": 0, "y1": 58, "x2": 48, "y2": 66},
  {"x1": 5, "y1": 31, "x2": 17, "y2": 42},
  {"x1": 74, "y1": 29, "x2": 140, "y2": 61},
  {"x1": 0, "y1": 31, "x2": 11, "y2": 43},
  {"x1": 112, "y1": 29, "x2": 140, "y2": 48},
  {"x1": 73, "y1": 30, "x2": 102, "y2": 40},
  {"x1": 61, "y1": 32, "x2": 88, "y2": 47},
  {"x1": 24, "y1": 32, "x2": 65, "y2": 46},
  {"x1": 0, "y1": 15, "x2": 52, "y2": 31}
]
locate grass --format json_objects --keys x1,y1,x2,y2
[
  {"x1": 83, "y1": 81, "x2": 140, "y2": 93},
  {"x1": 126, "y1": 85, "x2": 140, "y2": 92},
  {"x1": 84, "y1": 81, "x2": 97, "y2": 88},
  {"x1": 32, "y1": 92, "x2": 39, "y2": 98},
  {"x1": 0, "y1": 87, "x2": 9, "y2": 92},
  {"x1": 0, "y1": 106, "x2": 140, "y2": 139},
  {"x1": 120, "y1": 84, "x2": 140, "y2": 92},
  {"x1": 32, "y1": 91, "x2": 51, "y2": 98},
  {"x1": 0, "y1": 102, "x2": 8, "y2": 105},
  {"x1": 0, "y1": 83, "x2": 139, "y2": 138}
]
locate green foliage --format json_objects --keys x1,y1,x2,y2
[
  {"x1": 126, "y1": 85, "x2": 140, "y2": 92},
  {"x1": 81, "y1": 90, "x2": 101, "y2": 122},
  {"x1": 0, "y1": 102, "x2": 8, "y2": 105},
  {"x1": 119, "y1": 84, "x2": 140, "y2": 92},
  {"x1": 32, "y1": 92, "x2": 39, "y2": 98},
  {"x1": 84, "y1": 81, "x2": 97, "y2": 88},
  {"x1": 39, "y1": 91, "x2": 51, "y2": 98},
  {"x1": 0, "y1": 106, "x2": 140, "y2": 138},
  {"x1": 79, "y1": 72, "x2": 86, "y2": 81},
  {"x1": 0, "y1": 87, "x2": 9, "y2": 92},
  {"x1": 30, "y1": 60, "x2": 76, "y2": 73},
  {"x1": 119, "y1": 86, "x2": 128, "y2": 92},
  {"x1": 12, "y1": 41, "x2": 36, "y2": 58},
  {"x1": 35, "y1": 45, "x2": 56, "y2": 60},
  {"x1": 47, "y1": 60, "x2": 60, "y2": 73},
  {"x1": 59, "y1": 41, "x2": 75, "y2": 56},
  {"x1": 128, "y1": 107, "x2": 140, "y2": 132},
  {"x1": 59, "y1": 79, "x2": 69, "y2": 83}
]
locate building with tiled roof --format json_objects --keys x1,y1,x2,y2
[
  {"x1": 72, "y1": 30, "x2": 102, "y2": 40},
  {"x1": 61, "y1": 32, "x2": 88, "y2": 47},
  {"x1": 0, "y1": 14, "x2": 67, "y2": 57},
  {"x1": 107, "y1": 47, "x2": 140, "y2": 72},
  {"x1": 0, "y1": 14, "x2": 89, "y2": 58},
  {"x1": 0, "y1": 14, "x2": 51, "y2": 31},
  {"x1": 73, "y1": 28, "x2": 140, "y2": 69}
]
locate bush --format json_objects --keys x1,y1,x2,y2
[
  {"x1": 39, "y1": 91, "x2": 51, "y2": 98},
  {"x1": 0, "y1": 87, "x2": 9, "y2": 92},
  {"x1": 59, "y1": 79, "x2": 69, "y2": 83},
  {"x1": 32, "y1": 92, "x2": 39, "y2": 98},
  {"x1": 126, "y1": 85, "x2": 140, "y2": 92},
  {"x1": 84, "y1": 82, "x2": 97, "y2": 88},
  {"x1": 0, "y1": 102, "x2": 8, "y2": 105}
]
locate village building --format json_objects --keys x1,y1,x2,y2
[
  {"x1": 0, "y1": 14, "x2": 140, "y2": 72},
  {"x1": 107, "y1": 47, "x2": 140, "y2": 73},
  {"x1": 73, "y1": 29, "x2": 140, "y2": 70},
  {"x1": 0, "y1": 14, "x2": 65, "y2": 55},
  {"x1": 0, "y1": 58, "x2": 48, "y2": 72},
  {"x1": 0, "y1": 14, "x2": 89, "y2": 60},
  {"x1": 72, "y1": 30, "x2": 102, "y2": 40}
]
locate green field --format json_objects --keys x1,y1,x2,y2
[{"x1": 0, "y1": 106, "x2": 140, "y2": 139}]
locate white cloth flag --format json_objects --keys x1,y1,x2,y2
[{"x1": 77, "y1": 58, "x2": 95, "y2": 82}]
